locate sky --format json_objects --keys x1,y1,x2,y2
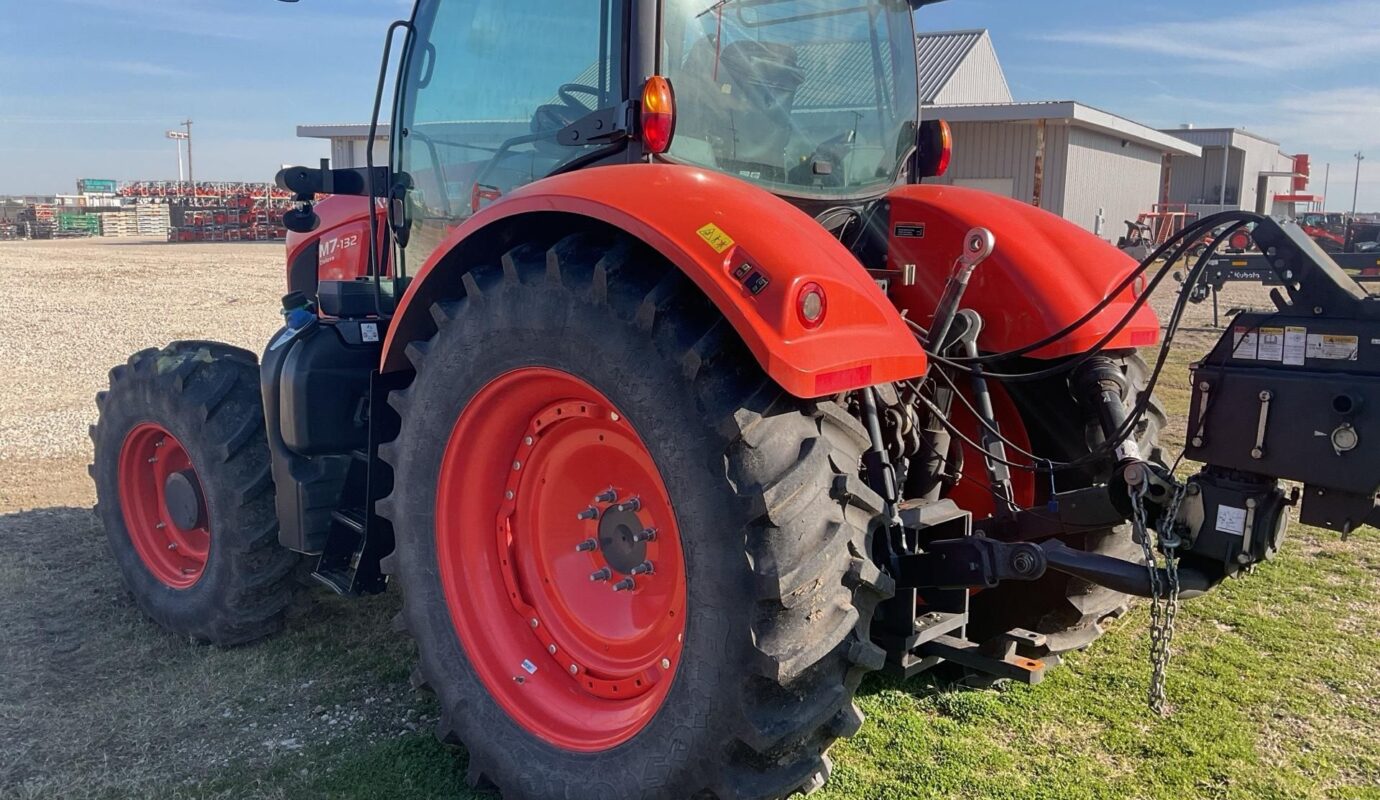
[{"x1": 1, "y1": 0, "x2": 1377, "y2": 211}]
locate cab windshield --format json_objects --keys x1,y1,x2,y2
[{"x1": 661, "y1": 0, "x2": 919, "y2": 199}]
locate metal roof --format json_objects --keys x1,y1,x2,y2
[
  {"x1": 927, "y1": 101, "x2": 1203, "y2": 156},
  {"x1": 297, "y1": 124, "x2": 391, "y2": 140},
  {"x1": 916, "y1": 29, "x2": 986, "y2": 103}
]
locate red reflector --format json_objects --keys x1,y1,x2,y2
[
  {"x1": 814, "y1": 364, "x2": 874, "y2": 395},
  {"x1": 1130, "y1": 329, "x2": 1159, "y2": 346},
  {"x1": 641, "y1": 76, "x2": 676, "y2": 155}
]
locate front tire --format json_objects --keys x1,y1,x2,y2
[
  {"x1": 378, "y1": 232, "x2": 892, "y2": 799},
  {"x1": 90, "y1": 342, "x2": 299, "y2": 645}
]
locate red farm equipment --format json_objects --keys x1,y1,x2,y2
[{"x1": 91, "y1": 1, "x2": 1380, "y2": 796}]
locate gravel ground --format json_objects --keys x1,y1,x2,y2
[{"x1": 0, "y1": 236, "x2": 1300, "y2": 797}]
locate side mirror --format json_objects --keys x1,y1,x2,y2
[{"x1": 914, "y1": 119, "x2": 952, "y2": 179}]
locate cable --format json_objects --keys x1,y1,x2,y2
[
  {"x1": 918, "y1": 220, "x2": 1253, "y2": 474},
  {"x1": 944, "y1": 211, "x2": 1266, "y2": 366}
]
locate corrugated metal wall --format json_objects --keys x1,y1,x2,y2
[
  {"x1": 1061, "y1": 128, "x2": 1163, "y2": 237},
  {"x1": 935, "y1": 121, "x2": 1067, "y2": 211},
  {"x1": 936, "y1": 122, "x2": 1161, "y2": 237}
]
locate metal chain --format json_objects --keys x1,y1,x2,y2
[{"x1": 1130, "y1": 479, "x2": 1186, "y2": 716}]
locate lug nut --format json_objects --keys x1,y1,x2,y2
[
  {"x1": 613, "y1": 577, "x2": 637, "y2": 592},
  {"x1": 617, "y1": 497, "x2": 641, "y2": 512},
  {"x1": 595, "y1": 487, "x2": 618, "y2": 503},
  {"x1": 660, "y1": 658, "x2": 671, "y2": 670},
  {"x1": 167, "y1": 542, "x2": 177, "y2": 551},
  {"x1": 633, "y1": 527, "x2": 657, "y2": 543},
  {"x1": 630, "y1": 560, "x2": 654, "y2": 576},
  {"x1": 575, "y1": 538, "x2": 598, "y2": 553},
  {"x1": 569, "y1": 664, "x2": 580, "y2": 674},
  {"x1": 155, "y1": 522, "x2": 166, "y2": 529},
  {"x1": 576, "y1": 507, "x2": 599, "y2": 521},
  {"x1": 590, "y1": 567, "x2": 612, "y2": 582},
  {"x1": 523, "y1": 436, "x2": 534, "y2": 446},
  {"x1": 548, "y1": 644, "x2": 557, "y2": 654},
  {"x1": 529, "y1": 618, "x2": 540, "y2": 628},
  {"x1": 147, "y1": 457, "x2": 158, "y2": 463}
]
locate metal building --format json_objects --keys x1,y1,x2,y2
[
  {"x1": 917, "y1": 29, "x2": 1012, "y2": 106},
  {"x1": 917, "y1": 31, "x2": 1200, "y2": 238},
  {"x1": 925, "y1": 103, "x2": 1199, "y2": 237},
  {"x1": 297, "y1": 124, "x2": 392, "y2": 170},
  {"x1": 1159, "y1": 127, "x2": 1304, "y2": 217}
]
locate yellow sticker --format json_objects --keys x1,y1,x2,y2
[{"x1": 696, "y1": 223, "x2": 735, "y2": 254}]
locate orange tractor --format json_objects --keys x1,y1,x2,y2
[{"x1": 91, "y1": 1, "x2": 1380, "y2": 796}]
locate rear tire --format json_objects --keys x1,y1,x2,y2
[
  {"x1": 378, "y1": 232, "x2": 892, "y2": 799},
  {"x1": 965, "y1": 352, "x2": 1165, "y2": 654},
  {"x1": 90, "y1": 342, "x2": 299, "y2": 645}
]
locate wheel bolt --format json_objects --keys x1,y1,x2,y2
[
  {"x1": 523, "y1": 436, "x2": 534, "y2": 446},
  {"x1": 575, "y1": 538, "x2": 598, "y2": 553},
  {"x1": 155, "y1": 522, "x2": 166, "y2": 529},
  {"x1": 147, "y1": 457, "x2": 158, "y2": 464},
  {"x1": 512, "y1": 460, "x2": 522, "y2": 471},
  {"x1": 633, "y1": 527, "x2": 657, "y2": 543},
  {"x1": 594, "y1": 487, "x2": 617, "y2": 503},
  {"x1": 569, "y1": 664, "x2": 579, "y2": 674},
  {"x1": 661, "y1": 658, "x2": 671, "y2": 670},
  {"x1": 630, "y1": 560, "x2": 654, "y2": 576},
  {"x1": 617, "y1": 497, "x2": 641, "y2": 512},
  {"x1": 529, "y1": 618, "x2": 539, "y2": 628},
  {"x1": 576, "y1": 507, "x2": 599, "y2": 521},
  {"x1": 613, "y1": 577, "x2": 637, "y2": 592},
  {"x1": 548, "y1": 644, "x2": 557, "y2": 655},
  {"x1": 167, "y1": 542, "x2": 177, "y2": 550},
  {"x1": 590, "y1": 567, "x2": 612, "y2": 582}
]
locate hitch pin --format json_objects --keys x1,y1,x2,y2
[{"x1": 924, "y1": 227, "x2": 995, "y2": 353}]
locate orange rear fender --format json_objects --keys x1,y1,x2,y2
[
  {"x1": 382, "y1": 165, "x2": 927, "y2": 398},
  {"x1": 886, "y1": 185, "x2": 1160, "y2": 358}
]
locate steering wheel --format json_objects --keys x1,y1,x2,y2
[{"x1": 558, "y1": 83, "x2": 602, "y2": 114}]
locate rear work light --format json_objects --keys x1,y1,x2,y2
[
  {"x1": 797, "y1": 282, "x2": 827, "y2": 329},
  {"x1": 641, "y1": 76, "x2": 677, "y2": 155}
]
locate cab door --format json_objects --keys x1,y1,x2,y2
[{"x1": 392, "y1": 0, "x2": 627, "y2": 274}]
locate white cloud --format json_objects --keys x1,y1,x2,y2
[{"x1": 1042, "y1": 1, "x2": 1380, "y2": 73}]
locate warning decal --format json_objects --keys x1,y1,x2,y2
[
  {"x1": 1306, "y1": 334, "x2": 1359, "y2": 361},
  {"x1": 1232, "y1": 327, "x2": 1258, "y2": 359},
  {"x1": 1257, "y1": 328, "x2": 1285, "y2": 361},
  {"x1": 1215, "y1": 505, "x2": 1247, "y2": 536},
  {"x1": 1283, "y1": 326, "x2": 1307, "y2": 366},
  {"x1": 696, "y1": 223, "x2": 735, "y2": 253}
]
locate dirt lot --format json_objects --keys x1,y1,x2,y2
[{"x1": 2, "y1": 238, "x2": 1377, "y2": 799}]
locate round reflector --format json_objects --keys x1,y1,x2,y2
[
  {"x1": 797, "y1": 282, "x2": 827, "y2": 329},
  {"x1": 641, "y1": 76, "x2": 676, "y2": 155}
]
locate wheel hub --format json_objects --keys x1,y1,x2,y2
[
  {"x1": 595, "y1": 504, "x2": 648, "y2": 575},
  {"x1": 436, "y1": 367, "x2": 686, "y2": 752},
  {"x1": 163, "y1": 469, "x2": 206, "y2": 531}
]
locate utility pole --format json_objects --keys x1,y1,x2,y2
[
  {"x1": 1353, "y1": 152, "x2": 1366, "y2": 218},
  {"x1": 1322, "y1": 162, "x2": 1330, "y2": 212},
  {"x1": 182, "y1": 119, "x2": 195, "y2": 196}
]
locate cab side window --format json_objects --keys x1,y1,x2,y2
[{"x1": 396, "y1": 0, "x2": 622, "y2": 269}]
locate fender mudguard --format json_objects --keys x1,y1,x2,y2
[
  {"x1": 381, "y1": 164, "x2": 926, "y2": 398},
  {"x1": 886, "y1": 185, "x2": 1160, "y2": 358}
]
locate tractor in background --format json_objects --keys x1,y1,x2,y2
[{"x1": 91, "y1": 1, "x2": 1380, "y2": 797}]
